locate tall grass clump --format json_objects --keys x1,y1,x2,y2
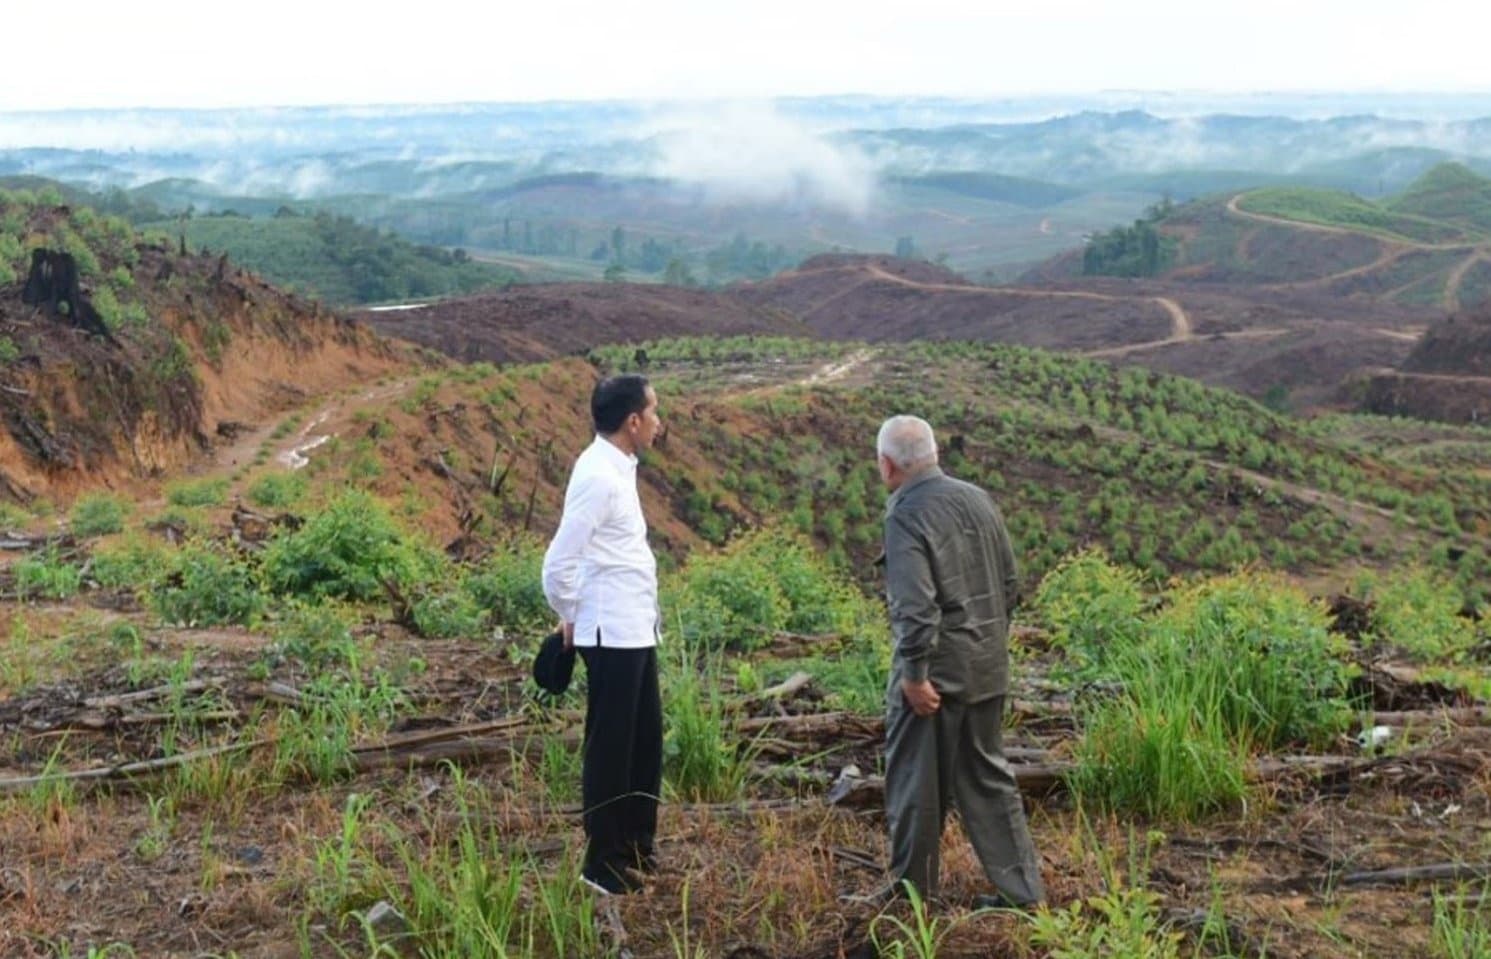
[
  {"x1": 13, "y1": 546, "x2": 83, "y2": 600},
  {"x1": 1068, "y1": 572, "x2": 1355, "y2": 821},
  {"x1": 1432, "y1": 885, "x2": 1491, "y2": 959},
  {"x1": 1355, "y1": 567, "x2": 1480, "y2": 664},
  {"x1": 91, "y1": 533, "x2": 175, "y2": 594},
  {"x1": 165, "y1": 477, "x2": 229, "y2": 508},
  {"x1": 1147, "y1": 573, "x2": 1355, "y2": 750},
  {"x1": 246, "y1": 471, "x2": 307, "y2": 509},
  {"x1": 1067, "y1": 638, "x2": 1250, "y2": 821},
  {"x1": 374, "y1": 773, "x2": 602, "y2": 958},
  {"x1": 662, "y1": 641, "x2": 754, "y2": 803}
]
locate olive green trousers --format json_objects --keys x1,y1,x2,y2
[{"x1": 884, "y1": 690, "x2": 1045, "y2": 903}]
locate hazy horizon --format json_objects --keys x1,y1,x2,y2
[{"x1": 7, "y1": 0, "x2": 1491, "y2": 112}]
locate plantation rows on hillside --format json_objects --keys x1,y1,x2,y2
[{"x1": 595, "y1": 338, "x2": 1491, "y2": 603}]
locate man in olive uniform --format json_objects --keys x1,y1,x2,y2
[{"x1": 870, "y1": 414, "x2": 1044, "y2": 908}]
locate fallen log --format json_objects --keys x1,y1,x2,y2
[
  {"x1": 825, "y1": 754, "x2": 1384, "y2": 809},
  {"x1": 1371, "y1": 706, "x2": 1491, "y2": 727}
]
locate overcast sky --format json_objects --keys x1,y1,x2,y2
[{"x1": 5, "y1": 0, "x2": 1489, "y2": 112}]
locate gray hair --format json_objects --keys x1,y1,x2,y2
[{"x1": 877, "y1": 415, "x2": 939, "y2": 470}]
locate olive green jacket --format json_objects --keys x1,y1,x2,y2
[{"x1": 883, "y1": 467, "x2": 1020, "y2": 702}]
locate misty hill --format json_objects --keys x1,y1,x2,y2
[
  {"x1": 0, "y1": 189, "x2": 407, "y2": 500},
  {"x1": 12, "y1": 100, "x2": 1491, "y2": 286},
  {"x1": 1386, "y1": 162, "x2": 1491, "y2": 233}
]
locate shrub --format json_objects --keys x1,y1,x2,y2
[
  {"x1": 412, "y1": 588, "x2": 487, "y2": 639},
  {"x1": 1034, "y1": 548, "x2": 1147, "y2": 677},
  {"x1": 70, "y1": 493, "x2": 129, "y2": 537},
  {"x1": 246, "y1": 472, "x2": 307, "y2": 509},
  {"x1": 272, "y1": 602, "x2": 360, "y2": 670},
  {"x1": 165, "y1": 478, "x2": 229, "y2": 508},
  {"x1": 462, "y1": 536, "x2": 550, "y2": 633},
  {"x1": 151, "y1": 540, "x2": 267, "y2": 627},
  {"x1": 13, "y1": 547, "x2": 83, "y2": 600},
  {"x1": 91, "y1": 533, "x2": 174, "y2": 592},
  {"x1": 664, "y1": 528, "x2": 873, "y2": 651},
  {"x1": 262, "y1": 489, "x2": 431, "y2": 602},
  {"x1": 1356, "y1": 567, "x2": 1478, "y2": 663}
]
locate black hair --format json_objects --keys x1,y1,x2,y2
[{"x1": 591, "y1": 374, "x2": 652, "y2": 434}]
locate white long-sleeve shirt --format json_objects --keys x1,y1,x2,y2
[{"x1": 541, "y1": 436, "x2": 659, "y2": 649}]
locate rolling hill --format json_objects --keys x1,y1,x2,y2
[{"x1": 1030, "y1": 164, "x2": 1491, "y2": 314}]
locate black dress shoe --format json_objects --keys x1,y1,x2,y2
[
  {"x1": 580, "y1": 865, "x2": 642, "y2": 896},
  {"x1": 839, "y1": 882, "x2": 933, "y2": 907},
  {"x1": 973, "y1": 892, "x2": 1038, "y2": 912}
]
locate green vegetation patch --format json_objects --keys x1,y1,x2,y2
[
  {"x1": 1239, "y1": 187, "x2": 1476, "y2": 245},
  {"x1": 143, "y1": 209, "x2": 518, "y2": 305}
]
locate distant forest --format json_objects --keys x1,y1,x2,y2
[{"x1": 1082, "y1": 200, "x2": 1177, "y2": 278}]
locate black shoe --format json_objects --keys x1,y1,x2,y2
[
  {"x1": 839, "y1": 882, "x2": 922, "y2": 907},
  {"x1": 630, "y1": 848, "x2": 659, "y2": 875},
  {"x1": 973, "y1": 892, "x2": 1038, "y2": 912},
  {"x1": 580, "y1": 865, "x2": 642, "y2": 896}
]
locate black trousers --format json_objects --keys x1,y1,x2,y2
[{"x1": 579, "y1": 642, "x2": 662, "y2": 881}]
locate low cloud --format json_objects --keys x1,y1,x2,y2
[{"x1": 639, "y1": 101, "x2": 876, "y2": 217}]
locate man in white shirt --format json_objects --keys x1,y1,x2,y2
[{"x1": 542, "y1": 374, "x2": 663, "y2": 895}]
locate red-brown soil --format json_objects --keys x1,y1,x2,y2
[
  {"x1": 353, "y1": 283, "x2": 813, "y2": 366},
  {"x1": 1359, "y1": 304, "x2": 1491, "y2": 423},
  {"x1": 0, "y1": 245, "x2": 413, "y2": 506}
]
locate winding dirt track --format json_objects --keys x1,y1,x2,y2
[
  {"x1": 1225, "y1": 192, "x2": 1491, "y2": 310},
  {"x1": 853, "y1": 264, "x2": 1195, "y2": 350}
]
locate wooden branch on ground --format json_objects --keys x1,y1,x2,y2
[
  {"x1": 0, "y1": 738, "x2": 268, "y2": 793},
  {"x1": 83, "y1": 679, "x2": 223, "y2": 710},
  {"x1": 754, "y1": 671, "x2": 813, "y2": 702},
  {"x1": 32, "y1": 709, "x2": 242, "y2": 733},
  {"x1": 1264, "y1": 862, "x2": 1491, "y2": 893}
]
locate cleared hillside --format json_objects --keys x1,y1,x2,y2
[
  {"x1": 353, "y1": 282, "x2": 814, "y2": 365},
  {"x1": 0, "y1": 189, "x2": 412, "y2": 502}
]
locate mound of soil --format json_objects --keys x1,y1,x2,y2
[
  {"x1": 1361, "y1": 371, "x2": 1491, "y2": 425},
  {"x1": 1402, "y1": 304, "x2": 1491, "y2": 376}
]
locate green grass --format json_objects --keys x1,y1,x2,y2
[
  {"x1": 1387, "y1": 163, "x2": 1491, "y2": 234},
  {"x1": 1238, "y1": 187, "x2": 1478, "y2": 245}
]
